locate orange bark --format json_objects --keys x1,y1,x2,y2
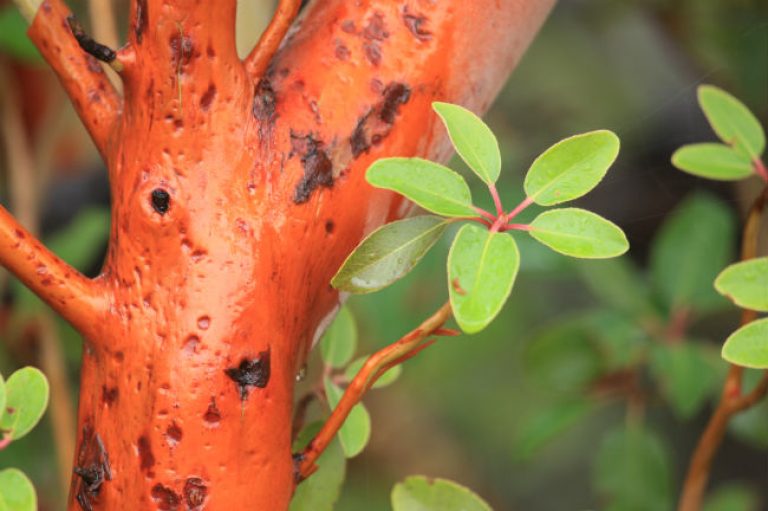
[{"x1": 9, "y1": 0, "x2": 554, "y2": 509}]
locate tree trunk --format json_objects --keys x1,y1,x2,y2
[{"x1": 5, "y1": 0, "x2": 554, "y2": 509}]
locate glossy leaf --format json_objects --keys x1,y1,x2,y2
[
  {"x1": 367, "y1": 158, "x2": 476, "y2": 217},
  {"x1": 391, "y1": 476, "x2": 492, "y2": 511},
  {"x1": 323, "y1": 377, "x2": 371, "y2": 458},
  {"x1": 524, "y1": 130, "x2": 620, "y2": 206},
  {"x1": 448, "y1": 224, "x2": 519, "y2": 334},
  {"x1": 289, "y1": 422, "x2": 346, "y2": 511},
  {"x1": 432, "y1": 102, "x2": 501, "y2": 184},
  {"x1": 721, "y1": 318, "x2": 768, "y2": 369},
  {"x1": 649, "y1": 343, "x2": 719, "y2": 419},
  {"x1": 0, "y1": 367, "x2": 49, "y2": 441},
  {"x1": 345, "y1": 356, "x2": 402, "y2": 389},
  {"x1": 0, "y1": 469, "x2": 36, "y2": 511},
  {"x1": 332, "y1": 216, "x2": 449, "y2": 293},
  {"x1": 671, "y1": 143, "x2": 754, "y2": 181},
  {"x1": 650, "y1": 193, "x2": 735, "y2": 312},
  {"x1": 320, "y1": 306, "x2": 357, "y2": 368},
  {"x1": 714, "y1": 258, "x2": 768, "y2": 312},
  {"x1": 528, "y1": 208, "x2": 628, "y2": 259},
  {"x1": 594, "y1": 426, "x2": 672, "y2": 511},
  {"x1": 698, "y1": 85, "x2": 765, "y2": 159}
]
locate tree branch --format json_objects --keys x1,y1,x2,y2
[
  {"x1": 678, "y1": 183, "x2": 768, "y2": 511},
  {"x1": 22, "y1": 0, "x2": 121, "y2": 159},
  {"x1": 244, "y1": 0, "x2": 301, "y2": 79},
  {"x1": 296, "y1": 301, "x2": 454, "y2": 479}
]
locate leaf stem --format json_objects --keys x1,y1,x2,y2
[
  {"x1": 753, "y1": 158, "x2": 768, "y2": 183},
  {"x1": 473, "y1": 206, "x2": 497, "y2": 222},
  {"x1": 506, "y1": 196, "x2": 534, "y2": 222},
  {"x1": 503, "y1": 223, "x2": 531, "y2": 232},
  {"x1": 488, "y1": 183, "x2": 504, "y2": 216}
]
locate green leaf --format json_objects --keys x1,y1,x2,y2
[
  {"x1": 650, "y1": 193, "x2": 735, "y2": 313},
  {"x1": 512, "y1": 400, "x2": 592, "y2": 462},
  {"x1": 714, "y1": 257, "x2": 768, "y2": 312},
  {"x1": 432, "y1": 102, "x2": 501, "y2": 184},
  {"x1": 323, "y1": 377, "x2": 371, "y2": 458},
  {"x1": 345, "y1": 356, "x2": 402, "y2": 389},
  {"x1": 523, "y1": 130, "x2": 620, "y2": 206},
  {"x1": 0, "y1": 367, "x2": 49, "y2": 441},
  {"x1": 528, "y1": 208, "x2": 628, "y2": 259},
  {"x1": 0, "y1": 373, "x2": 6, "y2": 426},
  {"x1": 0, "y1": 7, "x2": 42, "y2": 63},
  {"x1": 391, "y1": 476, "x2": 492, "y2": 511},
  {"x1": 649, "y1": 343, "x2": 719, "y2": 419},
  {"x1": 448, "y1": 224, "x2": 519, "y2": 334},
  {"x1": 698, "y1": 85, "x2": 766, "y2": 159},
  {"x1": 47, "y1": 208, "x2": 110, "y2": 270},
  {"x1": 332, "y1": 216, "x2": 449, "y2": 294},
  {"x1": 573, "y1": 258, "x2": 657, "y2": 320},
  {"x1": 703, "y1": 484, "x2": 760, "y2": 511},
  {"x1": 0, "y1": 468, "x2": 37, "y2": 511},
  {"x1": 290, "y1": 422, "x2": 346, "y2": 511},
  {"x1": 671, "y1": 143, "x2": 754, "y2": 181},
  {"x1": 721, "y1": 318, "x2": 768, "y2": 369},
  {"x1": 320, "y1": 306, "x2": 357, "y2": 368},
  {"x1": 366, "y1": 158, "x2": 476, "y2": 217},
  {"x1": 593, "y1": 426, "x2": 673, "y2": 511}
]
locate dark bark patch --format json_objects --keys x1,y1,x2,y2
[
  {"x1": 335, "y1": 40, "x2": 350, "y2": 60},
  {"x1": 341, "y1": 20, "x2": 356, "y2": 33},
  {"x1": 350, "y1": 82, "x2": 411, "y2": 157},
  {"x1": 225, "y1": 349, "x2": 271, "y2": 400},
  {"x1": 252, "y1": 78, "x2": 277, "y2": 123},
  {"x1": 203, "y1": 398, "x2": 221, "y2": 425},
  {"x1": 363, "y1": 43, "x2": 381, "y2": 66},
  {"x1": 199, "y1": 83, "x2": 216, "y2": 111},
  {"x1": 183, "y1": 478, "x2": 208, "y2": 509},
  {"x1": 361, "y1": 12, "x2": 388, "y2": 66},
  {"x1": 137, "y1": 435, "x2": 156, "y2": 475},
  {"x1": 169, "y1": 32, "x2": 194, "y2": 70},
  {"x1": 291, "y1": 133, "x2": 334, "y2": 204},
  {"x1": 166, "y1": 422, "x2": 183, "y2": 445},
  {"x1": 135, "y1": 0, "x2": 148, "y2": 43},
  {"x1": 66, "y1": 15, "x2": 116, "y2": 64},
  {"x1": 325, "y1": 220, "x2": 335, "y2": 234},
  {"x1": 74, "y1": 426, "x2": 111, "y2": 511},
  {"x1": 402, "y1": 8, "x2": 432, "y2": 41},
  {"x1": 101, "y1": 386, "x2": 118, "y2": 406},
  {"x1": 151, "y1": 189, "x2": 171, "y2": 214},
  {"x1": 151, "y1": 484, "x2": 181, "y2": 510}
]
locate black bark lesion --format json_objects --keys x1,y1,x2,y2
[
  {"x1": 225, "y1": 349, "x2": 271, "y2": 400},
  {"x1": 291, "y1": 133, "x2": 334, "y2": 204},
  {"x1": 350, "y1": 82, "x2": 411, "y2": 157},
  {"x1": 67, "y1": 16, "x2": 117, "y2": 65},
  {"x1": 73, "y1": 425, "x2": 112, "y2": 511}
]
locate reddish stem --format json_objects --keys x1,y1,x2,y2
[
  {"x1": 506, "y1": 196, "x2": 534, "y2": 222},
  {"x1": 473, "y1": 206, "x2": 497, "y2": 222},
  {"x1": 754, "y1": 158, "x2": 768, "y2": 183},
  {"x1": 488, "y1": 183, "x2": 504, "y2": 216},
  {"x1": 244, "y1": 0, "x2": 302, "y2": 79}
]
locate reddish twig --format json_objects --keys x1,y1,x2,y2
[
  {"x1": 24, "y1": 0, "x2": 120, "y2": 158},
  {"x1": 296, "y1": 301, "x2": 454, "y2": 479},
  {"x1": 678, "y1": 183, "x2": 768, "y2": 511},
  {"x1": 244, "y1": 0, "x2": 301, "y2": 79}
]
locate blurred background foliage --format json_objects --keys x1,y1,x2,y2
[{"x1": 0, "y1": 0, "x2": 766, "y2": 510}]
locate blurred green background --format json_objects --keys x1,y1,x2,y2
[{"x1": 0, "y1": 0, "x2": 767, "y2": 510}]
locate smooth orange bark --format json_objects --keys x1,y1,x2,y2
[{"x1": 7, "y1": 0, "x2": 554, "y2": 509}]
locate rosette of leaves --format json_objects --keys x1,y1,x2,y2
[
  {"x1": 332, "y1": 102, "x2": 628, "y2": 334},
  {"x1": 670, "y1": 85, "x2": 768, "y2": 368},
  {"x1": 0, "y1": 367, "x2": 50, "y2": 511}
]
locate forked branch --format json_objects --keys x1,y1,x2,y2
[
  {"x1": 244, "y1": 0, "x2": 301, "y2": 79},
  {"x1": 296, "y1": 301, "x2": 455, "y2": 479},
  {"x1": 19, "y1": 0, "x2": 120, "y2": 158}
]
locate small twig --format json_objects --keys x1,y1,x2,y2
[
  {"x1": 678, "y1": 183, "x2": 768, "y2": 511},
  {"x1": 296, "y1": 301, "x2": 454, "y2": 479},
  {"x1": 87, "y1": 0, "x2": 123, "y2": 90},
  {"x1": 244, "y1": 0, "x2": 301, "y2": 79}
]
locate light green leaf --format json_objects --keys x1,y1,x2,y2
[
  {"x1": 698, "y1": 85, "x2": 766, "y2": 159},
  {"x1": 528, "y1": 208, "x2": 628, "y2": 259},
  {"x1": 320, "y1": 306, "x2": 357, "y2": 368},
  {"x1": 367, "y1": 158, "x2": 476, "y2": 217},
  {"x1": 290, "y1": 422, "x2": 346, "y2": 511},
  {"x1": 649, "y1": 343, "x2": 719, "y2": 419},
  {"x1": 345, "y1": 356, "x2": 402, "y2": 389},
  {"x1": 672, "y1": 143, "x2": 754, "y2": 181},
  {"x1": 714, "y1": 258, "x2": 768, "y2": 312},
  {"x1": 332, "y1": 216, "x2": 449, "y2": 294},
  {"x1": 650, "y1": 193, "x2": 735, "y2": 312},
  {"x1": 703, "y1": 483, "x2": 760, "y2": 511},
  {"x1": 0, "y1": 468, "x2": 37, "y2": 511},
  {"x1": 323, "y1": 377, "x2": 371, "y2": 458},
  {"x1": 0, "y1": 367, "x2": 49, "y2": 441},
  {"x1": 523, "y1": 130, "x2": 620, "y2": 206},
  {"x1": 721, "y1": 318, "x2": 768, "y2": 369},
  {"x1": 0, "y1": 373, "x2": 6, "y2": 426},
  {"x1": 432, "y1": 102, "x2": 501, "y2": 184},
  {"x1": 448, "y1": 224, "x2": 519, "y2": 334},
  {"x1": 0, "y1": 7, "x2": 42, "y2": 63},
  {"x1": 392, "y1": 476, "x2": 492, "y2": 511},
  {"x1": 593, "y1": 426, "x2": 673, "y2": 511}
]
